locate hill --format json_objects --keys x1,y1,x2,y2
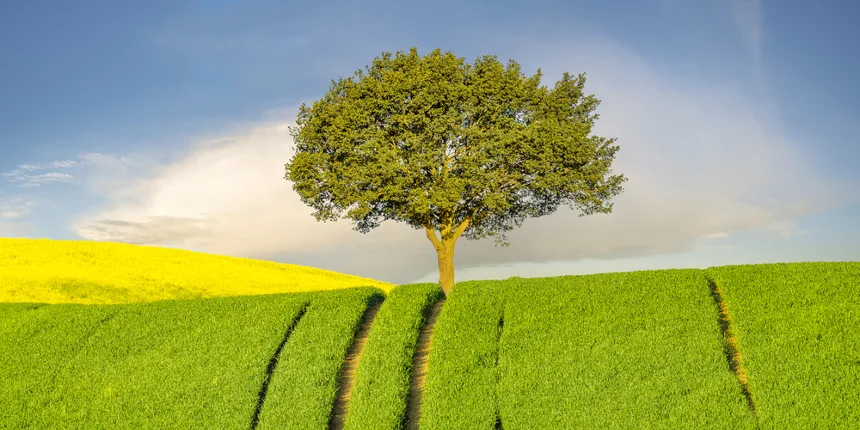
[
  {"x1": 0, "y1": 238, "x2": 394, "y2": 304},
  {"x1": 1, "y1": 240, "x2": 857, "y2": 428}
]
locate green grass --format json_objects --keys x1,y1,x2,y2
[
  {"x1": 421, "y1": 270, "x2": 759, "y2": 429},
  {"x1": 257, "y1": 287, "x2": 385, "y2": 430},
  {"x1": 1, "y1": 294, "x2": 311, "y2": 429},
  {"x1": 420, "y1": 280, "x2": 506, "y2": 429},
  {"x1": 0, "y1": 303, "x2": 120, "y2": 429},
  {"x1": 496, "y1": 270, "x2": 757, "y2": 429},
  {"x1": 4, "y1": 261, "x2": 859, "y2": 428},
  {"x1": 344, "y1": 283, "x2": 444, "y2": 430},
  {"x1": 708, "y1": 262, "x2": 860, "y2": 428},
  {"x1": 1, "y1": 289, "x2": 391, "y2": 429}
]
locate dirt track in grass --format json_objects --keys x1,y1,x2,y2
[
  {"x1": 707, "y1": 278, "x2": 757, "y2": 415},
  {"x1": 406, "y1": 297, "x2": 446, "y2": 430},
  {"x1": 329, "y1": 301, "x2": 384, "y2": 430}
]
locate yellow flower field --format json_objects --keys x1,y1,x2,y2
[{"x1": 0, "y1": 238, "x2": 395, "y2": 304}]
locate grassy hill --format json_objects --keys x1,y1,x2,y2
[
  {"x1": 0, "y1": 238, "x2": 394, "y2": 304},
  {"x1": 0, "y1": 288, "x2": 383, "y2": 429},
  {"x1": 1, "y1": 239, "x2": 857, "y2": 429}
]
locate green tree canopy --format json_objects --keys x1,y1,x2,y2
[{"x1": 285, "y1": 47, "x2": 626, "y2": 294}]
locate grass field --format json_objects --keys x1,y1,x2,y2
[
  {"x1": 0, "y1": 303, "x2": 120, "y2": 429},
  {"x1": 2, "y1": 238, "x2": 857, "y2": 429},
  {"x1": 256, "y1": 287, "x2": 384, "y2": 430},
  {"x1": 344, "y1": 283, "x2": 443, "y2": 430},
  {"x1": 421, "y1": 271, "x2": 760, "y2": 429},
  {"x1": 420, "y1": 279, "x2": 506, "y2": 429},
  {"x1": 495, "y1": 270, "x2": 758, "y2": 429},
  {"x1": 0, "y1": 293, "x2": 312, "y2": 428},
  {"x1": 0, "y1": 238, "x2": 394, "y2": 304},
  {"x1": 707, "y1": 262, "x2": 860, "y2": 428}
]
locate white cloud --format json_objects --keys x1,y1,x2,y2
[
  {"x1": 4, "y1": 159, "x2": 82, "y2": 187},
  {"x1": 72, "y1": 120, "x2": 391, "y2": 257},
  {"x1": 3, "y1": 171, "x2": 77, "y2": 187},
  {"x1": 78, "y1": 152, "x2": 133, "y2": 167},
  {"x1": 2, "y1": 152, "x2": 144, "y2": 189},
  {"x1": 70, "y1": 36, "x2": 851, "y2": 282},
  {"x1": 18, "y1": 160, "x2": 81, "y2": 170}
]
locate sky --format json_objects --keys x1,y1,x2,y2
[{"x1": 1, "y1": 0, "x2": 859, "y2": 284}]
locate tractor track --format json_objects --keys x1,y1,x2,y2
[
  {"x1": 406, "y1": 296, "x2": 446, "y2": 430},
  {"x1": 328, "y1": 300, "x2": 384, "y2": 430}
]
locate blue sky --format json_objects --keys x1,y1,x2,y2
[{"x1": 1, "y1": 0, "x2": 858, "y2": 284}]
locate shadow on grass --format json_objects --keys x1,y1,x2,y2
[
  {"x1": 250, "y1": 302, "x2": 310, "y2": 429},
  {"x1": 707, "y1": 277, "x2": 757, "y2": 416}
]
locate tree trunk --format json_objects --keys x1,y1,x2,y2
[
  {"x1": 436, "y1": 242, "x2": 456, "y2": 296},
  {"x1": 425, "y1": 218, "x2": 469, "y2": 296}
]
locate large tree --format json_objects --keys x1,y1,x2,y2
[{"x1": 285, "y1": 48, "x2": 626, "y2": 295}]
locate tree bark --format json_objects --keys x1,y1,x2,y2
[
  {"x1": 425, "y1": 217, "x2": 470, "y2": 296},
  {"x1": 435, "y1": 242, "x2": 455, "y2": 296}
]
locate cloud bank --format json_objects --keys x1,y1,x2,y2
[{"x1": 72, "y1": 122, "x2": 384, "y2": 257}]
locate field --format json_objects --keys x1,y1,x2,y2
[
  {"x1": 256, "y1": 288, "x2": 383, "y2": 430},
  {"x1": 344, "y1": 282, "x2": 444, "y2": 430},
  {"x1": 0, "y1": 288, "x2": 383, "y2": 429},
  {"x1": 0, "y1": 238, "x2": 394, "y2": 304},
  {"x1": 420, "y1": 271, "x2": 759, "y2": 429},
  {"x1": 2, "y1": 238, "x2": 857, "y2": 429},
  {"x1": 707, "y1": 263, "x2": 860, "y2": 428}
]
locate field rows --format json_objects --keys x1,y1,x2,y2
[
  {"x1": 0, "y1": 288, "x2": 383, "y2": 429},
  {"x1": 2, "y1": 263, "x2": 858, "y2": 428},
  {"x1": 343, "y1": 283, "x2": 444, "y2": 430},
  {"x1": 393, "y1": 264, "x2": 858, "y2": 429},
  {"x1": 421, "y1": 270, "x2": 758, "y2": 429}
]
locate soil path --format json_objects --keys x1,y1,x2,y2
[
  {"x1": 406, "y1": 297, "x2": 446, "y2": 430},
  {"x1": 328, "y1": 300, "x2": 384, "y2": 430}
]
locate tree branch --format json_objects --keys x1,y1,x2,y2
[
  {"x1": 451, "y1": 216, "x2": 471, "y2": 241},
  {"x1": 424, "y1": 221, "x2": 441, "y2": 250}
]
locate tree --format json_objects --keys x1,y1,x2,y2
[{"x1": 285, "y1": 48, "x2": 626, "y2": 295}]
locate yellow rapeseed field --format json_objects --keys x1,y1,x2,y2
[{"x1": 0, "y1": 238, "x2": 395, "y2": 304}]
